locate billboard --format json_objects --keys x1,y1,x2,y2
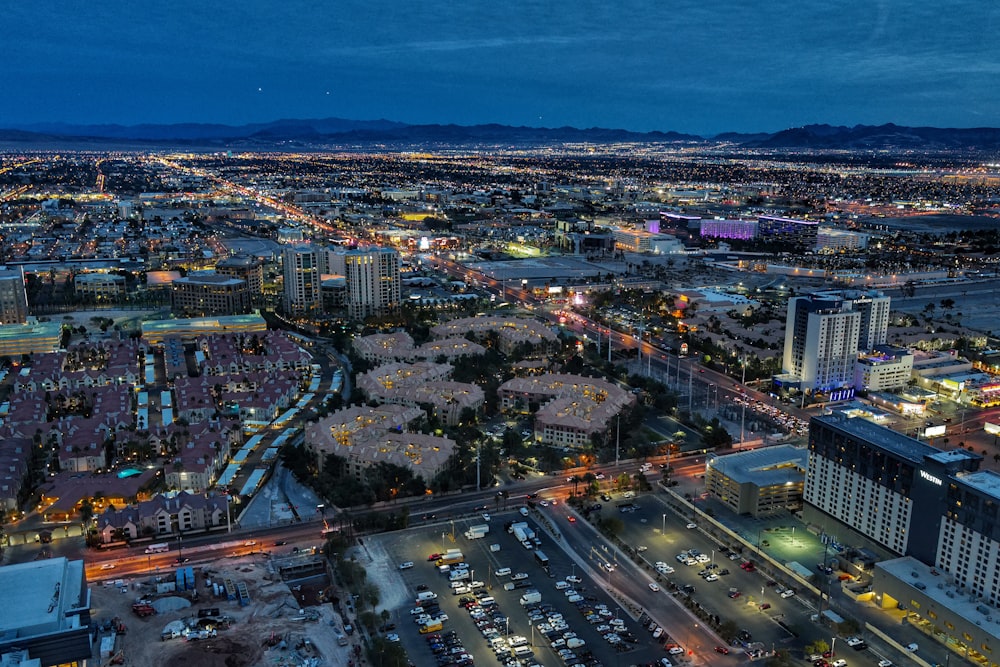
[
  {"x1": 985, "y1": 422, "x2": 1000, "y2": 436},
  {"x1": 923, "y1": 425, "x2": 947, "y2": 438}
]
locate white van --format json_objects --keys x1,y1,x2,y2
[{"x1": 496, "y1": 567, "x2": 512, "y2": 577}]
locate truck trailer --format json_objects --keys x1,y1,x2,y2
[{"x1": 464, "y1": 524, "x2": 490, "y2": 539}]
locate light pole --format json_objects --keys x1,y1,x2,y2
[
  {"x1": 830, "y1": 637, "x2": 836, "y2": 659},
  {"x1": 739, "y1": 358, "x2": 747, "y2": 448},
  {"x1": 662, "y1": 513, "x2": 666, "y2": 535}
]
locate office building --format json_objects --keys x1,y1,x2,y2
[
  {"x1": 0, "y1": 268, "x2": 28, "y2": 324},
  {"x1": 282, "y1": 245, "x2": 320, "y2": 315},
  {"x1": 74, "y1": 272, "x2": 126, "y2": 301},
  {"x1": 781, "y1": 290, "x2": 890, "y2": 392},
  {"x1": 171, "y1": 274, "x2": 252, "y2": 317},
  {"x1": 343, "y1": 246, "x2": 400, "y2": 320},
  {"x1": 854, "y1": 347, "x2": 914, "y2": 392},
  {"x1": 216, "y1": 255, "x2": 263, "y2": 303},
  {"x1": 804, "y1": 413, "x2": 980, "y2": 564}
]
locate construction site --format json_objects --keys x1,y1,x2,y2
[{"x1": 89, "y1": 550, "x2": 355, "y2": 667}]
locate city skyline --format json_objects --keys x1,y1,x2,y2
[{"x1": 3, "y1": 1, "x2": 1000, "y2": 135}]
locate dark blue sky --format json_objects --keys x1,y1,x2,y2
[{"x1": 4, "y1": 1, "x2": 999, "y2": 135}]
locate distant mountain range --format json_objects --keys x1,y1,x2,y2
[{"x1": 2, "y1": 119, "x2": 1000, "y2": 150}]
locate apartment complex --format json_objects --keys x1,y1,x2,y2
[
  {"x1": 498, "y1": 373, "x2": 635, "y2": 448},
  {"x1": 356, "y1": 361, "x2": 484, "y2": 426},
  {"x1": 304, "y1": 404, "x2": 455, "y2": 481}
]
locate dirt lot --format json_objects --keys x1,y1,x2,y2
[{"x1": 90, "y1": 554, "x2": 354, "y2": 667}]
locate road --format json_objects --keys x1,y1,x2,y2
[{"x1": 535, "y1": 494, "x2": 737, "y2": 666}]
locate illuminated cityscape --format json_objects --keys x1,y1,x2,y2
[{"x1": 3, "y1": 2, "x2": 1000, "y2": 665}]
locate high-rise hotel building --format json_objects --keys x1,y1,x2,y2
[
  {"x1": 282, "y1": 245, "x2": 320, "y2": 315},
  {"x1": 343, "y1": 247, "x2": 400, "y2": 320},
  {"x1": 804, "y1": 413, "x2": 980, "y2": 564},
  {"x1": 781, "y1": 290, "x2": 890, "y2": 392}
]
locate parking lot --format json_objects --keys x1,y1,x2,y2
[{"x1": 378, "y1": 508, "x2": 680, "y2": 667}]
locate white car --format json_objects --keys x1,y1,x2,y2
[
  {"x1": 832, "y1": 660, "x2": 847, "y2": 667},
  {"x1": 686, "y1": 523, "x2": 697, "y2": 529},
  {"x1": 704, "y1": 573, "x2": 719, "y2": 582},
  {"x1": 496, "y1": 567, "x2": 512, "y2": 577},
  {"x1": 877, "y1": 661, "x2": 893, "y2": 667},
  {"x1": 637, "y1": 545, "x2": 648, "y2": 552},
  {"x1": 649, "y1": 582, "x2": 660, "y2": 592},
  {"x1": 482, "y1": 513, "x2": 491, "y2": 521},
  {"x1": 780, "y1": 589, "x2": 795, "y2": 598},
  {"x1": 566, "y1": 575, "x2": 582, "y2": 584},
  {"x1": 398, "y1": 561, "x2": 414, "y2": 570},
  {"x1": 539, "y1": 500, "x2": 549, "y2": 507},
  {"x1": 556, "y1": 581, "x2": 571, "y2": 590}
]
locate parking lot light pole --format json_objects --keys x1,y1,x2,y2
[{"x1": 662, "y1": 513, "x2": 666, "y2": 535}]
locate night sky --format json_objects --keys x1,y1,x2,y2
[{"x1": 4, "y1": 1, "x2": 1000, "y2": 135}]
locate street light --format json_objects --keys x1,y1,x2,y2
[{"x1": 662, "y1": 513, "x2": 667, "y2": 535}]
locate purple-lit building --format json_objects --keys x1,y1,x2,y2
[{"x1": 699, "y1": 218, "x2": 758, "y2": 241}]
